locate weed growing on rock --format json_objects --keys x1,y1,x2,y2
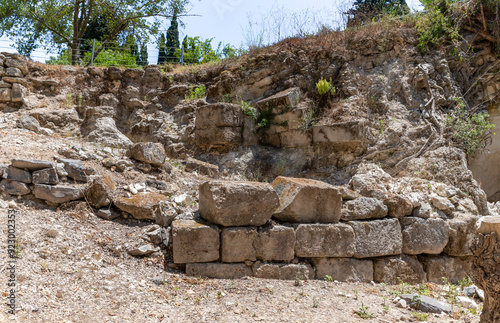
[
  {"x1": 316, "y1": 77, "x2": 336, "y2": 95},
  {"x1": 355, "y1": 304, "x2": 375, "y2": 319},
  {"x1": 445, "y1": 99, "x2": 495, "y2": 155},
  {"x1": 300, "y1": 108, "x2": 318, "y2": 130},
  {"x1": 185, "y1": 84, "x2": 206, "y2": 101},
  {"x1": 411, "y1": 312, "x2": 429, "y2": 321}
]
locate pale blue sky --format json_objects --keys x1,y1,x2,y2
[{"x1": 0, "y1": 0, "x2": 424, "y2": 63}]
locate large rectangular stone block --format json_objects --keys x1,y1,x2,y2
[
  {"x1": 419, "y1": 255, "x2": 472, "y2": 284},
  {"x1": 195, "y1": 103, "x2": 242, "y2": 129},
  {"x1": 443, "y1": 217, "x2": 477, "y2": 257},
  {"x1": 3, "y1": 166, "x2": 31, "y2": 183},
  {"x1": 350, "y1": 218, "x2": 402, "y2": 258},
  {"x1": 272, "y1": 176, "x2": 342, "y2": 223},
  {"x1": 400, "y1": 217, "x2": 449, "y2": 255},
  {"x1": 186, "y1": 263, "x2": 252, "y2": 279},
  {"x1": 313, "y1": 258, "x2": 373, "y2": 282},
  {"x1": 195, "y1": 127, "x2": 242, "y2": 148},
  {"x1": 280, "y1": 130, "x2": 312, "y2": 148},
  {"x1": 172, "y1": 220, "x2": 220, "y2": 264},
  {"x1": 295, "y1": 224, "x2": 355, "y2": 258},
  {"x1": 33, "y1": 184, "x2": 83, "y2": 204},
  {"x1": 252, "y1": 262, "x2": 315, "y2": 280},
  {"x1": 199, "y1": 180, "x2": 279, "y2": 226},
  {"x1": 255, "y1": 225, "x2": 295, "y2": 262},
  {"x1": 373, "y1": 255, "x2": 426, "y2": 285},
  {"x1": 221, "y1": 227, "x2": 257, "y2": 262}
]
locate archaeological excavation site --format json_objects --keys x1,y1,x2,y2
[{"x1": 1, "y1": 8, "x2": 500, "y2": 323}]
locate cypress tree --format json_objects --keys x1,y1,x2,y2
[
  {"x1": 166, "y1": 13, "x2": 180, "y2": 63},
  {"x1": 157, "y1": 33, "x2": 167, "y2": 64},
  {"x1": 345, "y1": 0, "x2": 410, "y2": 27}
]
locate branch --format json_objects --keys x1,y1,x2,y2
[{"x1": 463, "y1": 25, "x2": 497, "y2": 43}]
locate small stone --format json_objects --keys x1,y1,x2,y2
[
  {"x1": 456, "y1": 296, "x2": 478, "y2": 310},
  {"x1": 146, "y1": 228, "x2": 164, "y2": 245},
  {"x1": 39, "y1": 127, "x2": 54, "y2": 136},
  {"x1": 396, "y1": 299, "x2": 407, "y2": 308},
  {"x1": 185, "y1": 158, "x2": 219, "y2": 178},
  {"x1": 3, "y1": 166, "x2": 31, "y2": 183},
  {"x1": 32, "y1": 168, "x2": 59, "y2": 185},
  {"x1": 400, "y1": 294, "x2": 452, "y2": 314},
  {"x1": 431, "y1": 196, "x2": 455, "y2": 216},
  {"x1": 0, "y1": 179, "x2": 31, "y2": 196},
  {"x1": 57, "y1": 158, "x2": 87, "y2": 182},
  {"x1": 11, "y1": 159, "x2": 53, "y2": 171},
  {"x1": 114, "y1": 192, "x2": 169, "y2": 220},
  {"x1": 86, "y1": 175, "x2": 115, "y2": 209},
  {"x1": 128, "y1": 245, "x2": 157, "y2": 256},
  {"x1": 97, "y1": 209, "x2": 120, "y2": 221}
]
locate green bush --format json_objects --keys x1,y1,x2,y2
[
  {"x1": 316, "y1": 77, "x2": 336, "y2": 95},
  {"x1": 445, "y1": 99, "x2": 495, "y2": 155},
  {"x1": 416, "y1": 5, "x2": 460, "y2": 54},
  {"x1": 185, "y1": 84, "x2": 206, "y2": 101}
]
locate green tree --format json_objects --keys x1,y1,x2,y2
[
  {"x1": 0, "y1": 0, "x2": 190, "y2": 65},
  {"x1": 139, "y1": 43, "x2": 148, "y2": 66},
  {"x1": 157, "y1": 33, "x2": 166, "y2": 64},
  {"x1": 166, "y1": 13, "x2": 180, "y2": 62},
  {"x1": 345, "y1": 0, "x2": 410, "y2": 27}
]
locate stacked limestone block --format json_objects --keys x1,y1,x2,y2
[
  {"x1": 0, "y1": 158, "x2": 87, "y2": 204},
  {"x1": 0, "y1": 53, "x2": 29, "y2": 110},
  {"x1": 174, "y1": 175, "x2": 474, "y2": 284}
]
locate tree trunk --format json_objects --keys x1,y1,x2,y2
[
  {"x1": 71, "y1": 0, "x2": 81, "y2": 65},
  {"x1": 471, "y1": 233, "x2": 500, "y2": 322}
]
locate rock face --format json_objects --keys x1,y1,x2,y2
[
  {"x1": 172, "y1": 220, "x2": 220, "y2": 263},
  {"x1": 126, "y1": 142, "x2": 166, "y2": 167},
  {"x1": 114, "y1": 192, "x2": 169, "y2": 220},
  {"x1": 294, "y1": 223, "x2": 355, "y2": 257},
  {"x1": 350, "y1": 218, "x2": 402, "y2": 258},
  {"x1": 341, "y1": 197, "x2": 388, "y2": 221},
  {"x1": 33, "y1": 185, "x2": 84, "y2": 204},
  {"x1": 373, "y1": 255, "x2": 426, "y2": 284},
  {"x1": 194, "y1": 103, "x2": 242, "y2": 149},
  {"x1": 85, "y1": 175, "x2": 115, "y2": 209},
  {"x1": 313, "y1": 258, "x2": 374, "y2": 282},
  {"x1": 272, "y1": 177, "x2": 342, "y2": 223},
  {"x1": 199, "y1": 180, "x2": 279, "y2": 226},
  {"x1": 400, "y1": 218, "x2": 449, "y2": 255}
]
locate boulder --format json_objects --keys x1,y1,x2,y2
[
  {"x1": 443, "y1": 217, "x2": 478, "y2": 256},
  {"x1": 114, "y1": 192, "x2": 169, "y2": 220},
  {"x1": 11, "y1": 83, "x2": 26, "y2": 103},
  {"x1": 221, "y1": 227, "x2": 258, "y2": 262},
  {"x1": 11, "y1": 159, "x2": 53, "y2": 171},
  {"x1": 373, "y1": 255, "x2": 426, "y2": 284},
  {"x1": 32, "y1": 167, "x2": 59, "y2": 185},
  {"x1": 252, "y1": 263, "x2": 315, "y2": 280},
  {"x1": 199, "y1": 180, "x2": 279, "y2": 226},
  {"x1": 58, "y1": 158, "x2": 87, "y2": 182},
  {"x1": 255, "y1": 225, "x2": 295, "y2": 262},
  {"x1": 185, "y1": 158, "x2": 219, "y2": 178},
  {"x1": 5, "y1": 67, "x2": 22, "y2": 77},
  {"x1": 294, "y1": 223, "x2": 355, "y2": 258},
  {"x1": 384, "y1": 195, "x2": 414, "y2": 218},
  {"x1": 3, "y1": 166, "x2": 31, "y2": 183},
  {"x1": 85, "y1": 175, "x2": 116, "y2": 209},
  {"x1": 195, "y1": 103, "x2": 241, "y2": 129},
  {"x1": 5, "y1": 58, "x2": 28, "y2": 75},
  {"x1": 0, "y1": 88, "x2": 11, "y2": 102},
  {"x1": 272, "y1": 177, "x2": 342, "y2": 223},
  {"x1": 400, "y1": 217, "x2": 449, "y2": 255},
  {"x1": 350, "y1": 218, "x2": 402, "y2": 258},
  {"x1": 186, "y1": 263, "x2": 252, "y2": 279},
  {"x1": 85, "y1": 117, "x2": 133, "y2": 148},
  {"x1": 431, "y1": 196, "x2": 455, "y2": 216},
  {"x1": 0, "y1": 179, "x2": 30, "y2": 196},
  {"x1": 33, "y1": 184, "x2": 84, "y2": 204},
  {"x1": 126, "y1": 142, "x2": 166, "y2": 167},
  {"x1": 313, "y1": 258, "x2": 374, "y2": 282},
  {"x1": 171, "y1": 219, "x2": 220, "y2": 263},
  {"x1": 341, "y1": 197, "x2": 388, "y2": 221},
  {"x1": 420, "y1": 255, "x2": 472, "y2": 284},
  {"x1": 16, "y1": 115, "x2": 40, "y2": 132}
]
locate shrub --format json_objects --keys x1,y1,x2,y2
[
  {"x1": 185, "y1": 84, "x2": 206, "y2": 101},
  {"x1": 416, "y1": 5, "x2": 460, "y2": 54},
  {"x1": 445, "y1": 99, "x2": 495, "y2": 155},
  {"x1": 316, "y1": 77, "x2": 336, "y2": 95}
]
